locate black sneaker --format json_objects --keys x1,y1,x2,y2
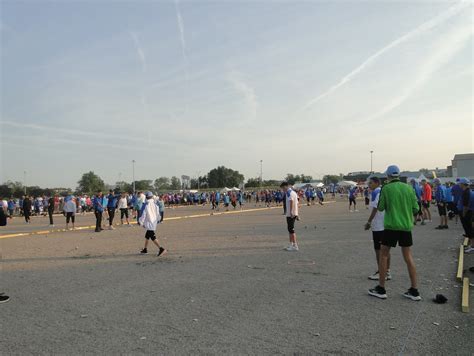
[
  {"x1": 403, "y1": 288, "x2": 421, "y2": 301},
  {"x1": 157, "y1": 247, "x2": 167, "y2": 257},
  {"x1": 443, "y1": 225, "x2": 449, "y2": 229},
  {"x1": 435, "y1": 225, "x2": 444, "y2": 230},
  {"x1": 140, "y1": 248, "x2": 148, "y2": 254},
  {"x1": 0, "y1": 295, "x2": 10, "y2": 303},
  {"x1": 95, "y1": 229, "x2": 101, "y2": 232},
  {"x1": 368, "y1": 285, "x2": 387, "y2": 299}
]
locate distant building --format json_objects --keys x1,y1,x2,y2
[{"x1": 450, "y1": 153, "x2": 474, "y2": 178}]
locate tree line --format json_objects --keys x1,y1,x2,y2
[{"x1": 1, "y1": 167, "x2": 344, "y2": 198}]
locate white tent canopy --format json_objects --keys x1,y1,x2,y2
[
  {"x1": 231, "y1": 187, "x2": 240, "y2": 191},
  {"x1": 338, "y1": 180, "x2": 358, "y2": 187}
]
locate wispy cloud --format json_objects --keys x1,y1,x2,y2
[
  {"x1": 228, "y1": 71, "x2": 258, "y2": 123},
  {"x1": 130, "y1": 31, "x2": 147, "y2": 73},
  {"x1": 298, "y1": 1, "x2": 471, "y2": 113},
  {"x1": 359, "y1": 22, "x2": 473, "y2": 124}
]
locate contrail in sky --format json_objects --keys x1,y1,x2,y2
[
  {"x1": 359, "y1": 22, "x2": 473, "y2": 125},
  {"x1": 130, "y1": 31, "x2": 147, "y2": 73},
  {"x1": 298, "y1": 1, "x2": 471, "y2": 113}
]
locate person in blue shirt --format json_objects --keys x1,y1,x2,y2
[
  {"x1": 7, "y1": 198, "x2": 15, "y2": 218},
  {"x1": 410, "y1": 179, "x2": 423, "y2": 225},
  {"x1": 93, "y1": 191, "x2": 104, "y2": 232},
  {"x1": 433, "y1": 178, "x2": 448, "y2": 230},
  {"x1": 451, "y1": 179, "x2": 463, "y2": 224},
  {"x1": 223, "y1": 193, "x2": 230, "y2": 211},
  {"x1": 106, "y1": 190, "x2": 118, "y2": 230},
  {"x1": 317, "y1": 188, "x2": 324, "y2": 206},
  {"x1": 348, "y1": 186, "x2": 357, "y2": 212},
  {"x1": 215, "y1": 192, "x2": 221, "y2": 211}
]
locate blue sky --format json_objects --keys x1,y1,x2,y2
[{"x1": 1, "y1": 0, "x2": 472, "y2": 188}]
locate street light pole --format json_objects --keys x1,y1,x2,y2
[
  {"x1": 370, "y1": 151, "x2": 374, "y2": 173},
  {"x1": 132, "y1": 160, "x2": 136, "y2": 194},
  {"x1": 260, "y1": 160, "x2": 263, "y2": 188}
]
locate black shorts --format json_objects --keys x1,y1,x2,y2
[
  {"x1": 66, "y1": 212, "x2": 75, "y2": 223},
  {"x1": 349, "y1": 198, "x2": 356, "y2": 205},
  {"x1": 365, "y1": 197, "x2": 370, "y2": 205},
  {"x1": 120, "y1": 208, "x2": 129, "y2": 219},
  {"x1": 422, "y1": 201, "x2": 430, "y2": 209},
  {"x1": 372, "y1": 231, "x2": 384, "y2": 250},
  {"x1": 286, "y1": 216, "x2": 296, "y2": 234},
  {"x1": 145, "y1": 230, "x2": 156, "y2": 241},
  {"x1": 437, "y1": 204, "x2": 447, "y2": 216},
  {"x1": 447, "y1": 202, "x2": 457, "y2": 214},
  {"x1": 381, "y1": 229, "x2": 413, "y2": 248}
]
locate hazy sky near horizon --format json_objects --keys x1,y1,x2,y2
[{"x1": 1, "y1": 0, "x2": 473, "y2": 188}]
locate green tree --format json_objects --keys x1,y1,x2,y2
[
  {"x1": 323, "y1": 175, "x2": 340, "y2": 185},
  {"x1": 246, "y1": 177, "x2": 261, "y2": 188},
  {"x1": 115, "y1": 181, "x2": 133, "y2": 193},
  {"x1": 207, "y1": 166, "x2": 244, "y2": 188},
  {"x1": 134, "y1": 180, "x2": 153, "y2": 192},
  {"x1": 77, "y1": 172, "x2": 105, "y2": 195},
  {"x1": 154, "y1": 177, "x2": 170, "y2": 191},
  {"x1": 170, "y1": 176, "x2": 181, "y2": 190}
]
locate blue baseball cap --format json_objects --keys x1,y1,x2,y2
[
  {"x1": 145, "y1": 191, "x2": 154, "y2": 198},
  {"x1": 458, "y1": 177, "x2": 470, "y2": 185},
  {"x1": 385, "y1": 165, "x2": 400, "y2": 177}
]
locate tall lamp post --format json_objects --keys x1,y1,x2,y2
[
  {"x1": 260, "y1": 160, "x2": 263, "y2": 188},
  {"x1": 132, "y1": 160, "x2": 136, "y2": 194},
  {"x1": 370, "y1": 150, "x2": 374, "y2": 173}
]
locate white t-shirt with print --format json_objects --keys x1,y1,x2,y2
[
  {"x1": 369, "y1": 188, "x2": 384, "y2": 232},
  {"x1": 286, "y1": 189, "x2": 299, "y2": 218}
]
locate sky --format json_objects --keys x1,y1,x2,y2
[{"x1": 1, "y1": 0, "x2": 473, "y2": 188}]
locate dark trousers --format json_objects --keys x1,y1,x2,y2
[
  {"x1": 461, "y1": 210, "x2": 473, "y2": 238},
  {"x1": 95, "y1": 210, "x2": 103, "y2": 231},
  {"x1": 48, "y1": 208, "x2": 54, "y2": 225},
  {"x1": 107, "y1": 208, "x2": 115, "y2": 226},
  {"x1": 24, "y1": 211, "x2": 30, "y2": 222},
  {"x1": 283, "y1": 199, "x2": 287, "y2": 215}
]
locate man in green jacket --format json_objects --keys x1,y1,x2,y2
[{"x1": 369, "y1": 165, "x2": 421, "y2": 301}]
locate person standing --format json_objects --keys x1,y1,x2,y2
[
  {"x1": 93, "y1": 191, "x2": 104, "y2": 232},
  {"x1": 348, "y1": 186, "x2": 357, "y2": 212},
  {"x1": 106, "y1": 190, "x2": 118, "y2": 230},
  {"x1": 410, "y1": 179, "x2": 423, "y2": 225},
  {"x1": 281, "y1": 181, "x2": 299, "y2": 251},
  {"x1": 420, "y1": 179, "x2": 432, "y2": 224},
  {"x1": 117, "y1": 193, "x2": 130, "y2": 225},
  {"x1": 433, "y1": 178, "x2": 448, "y2": 230},
  {"x1": 459, "y1": 178, "x2": 474, "y2": 253},
  {"x1": 139, "y1": 192, "x2": 167, "y2": 256},
  {"x1": 47, "y1": 195, "x2": 55, "y2": 226},
  {"x1": 369, "y1": 165, "x2": 421, "y2": 301},
  {"x1": 22, "y1": 195, "x2": 32, "y2": 223},
  {"x1": 63, "y1": 196, "x2": 76, "y2": 230},
  {"x1": 365, "y1": 177, "x2": 391, "y2": 281},
  {"x1": 7, "y1": 198, "x2": 15, "y2": 218}
]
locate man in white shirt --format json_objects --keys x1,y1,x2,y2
[
  {"x1": 364, "y1": 177, "x2": 391, "y2": 281},
  {"x1": 63, "y1": 196, "x2": 77, "y2": 230},
  {"x1": 281, "y1": 181, "x2": 299, "y2": 251}
]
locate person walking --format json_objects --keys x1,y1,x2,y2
[
  {"x1": 63, "y1": 196, "x2": 76, "y2": 230},
  {"x1": 117, "y1": 193, "x2": 130, "y2": 225},
  {"x1": 22, "y1": 195, "x2": 32, "y2": 223},
  {"x1": 93, "y1": 191, "x2": 104, "y2": 232},
  {"x1": 139, "y1": 192, "x2": 167, "y2": 256},
  {"x1": 106, "y1": 190, "x2": 118, "y2": 230},
  {"x1": 368, "y1": 165, "x2": 421, "y2": 301},
  {"x1": 281, "y1": 181, "x2": 299, "y2": 251},
  {"x1": 47, "y1": 195, "x2": 55, "y2": 226}
]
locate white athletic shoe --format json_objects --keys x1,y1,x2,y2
[
  {"x1": 464, "y1": 247, "x2": 474, "y2": 254},
  {"x1": 285, "y1": 245, "x2": 299, "y2": 252},
  {"x1": 368, "y1": 271, "x2": 392, "y2": 281}
]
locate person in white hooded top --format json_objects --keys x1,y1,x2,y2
[{"x1": 139, "y1": 192, "x2": 167, "y2": 256}]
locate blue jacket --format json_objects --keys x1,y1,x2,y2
[
  {"x1": 107, "y1": 194, "x2": 118, "y2": 208},
  {"x1": 435, "y1": 185, "x2": 447, "y2": 203},
  {"x1": 93, "y1": 196, "x2": 104, "y2": 212}
]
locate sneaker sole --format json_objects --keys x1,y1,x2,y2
[
  {"x1": 403, "y1": 294, "x2": 421, "y2": 301},
  {"x1": 368, "y1": 291, "x2": 387, "y2": 299},
  {"x1": 157, "y1": 250, "x2": 168, "y2": 257},
  {"x1": 0, "y1": 298, "x2": 10, "y2": 303}
]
